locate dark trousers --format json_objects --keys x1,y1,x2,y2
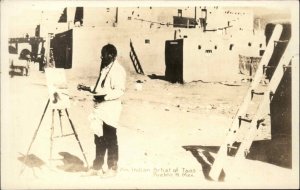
[{"x1": 93, "y1": 122, "x2": 118, "y2": 171}]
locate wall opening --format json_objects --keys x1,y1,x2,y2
[{"x1": 178, "y1": 9, "x2": 182, "y2": 17}]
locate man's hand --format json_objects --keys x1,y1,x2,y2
[
  {"x1": 93, "y1": 95, "x2": 106, "y2": 103},
  {"x1": 77, "y1": 84, "x2": 92, "y2": 92}
]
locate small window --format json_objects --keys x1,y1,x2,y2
[
  {"x1": 214, "y1": 45, "x2": 217, "y2": 50},
  {"x1": 248, "y1": 42, "x2": 252, "y2": 47},
  {"x1": 205, "y1": 50, "x2": 212, "y2": 53},
  {"x1": 178, "y1": 9, "x2": 182, "y2": 17},
  {"x1": 229, "y1": 44, "x2": 234, "y2": 50},
  {"x1": 183, "y1": 35, "x2": 188, "y2": 38},
  {"x1": 145, "y1": 39, "x2": 150, "y2": 44},
  {"x1": 198, "y1": 45, "x2": 201, "y2": 50},
  {"x1": 259, "y1": 43, "x2": 262, "y2": 48}
]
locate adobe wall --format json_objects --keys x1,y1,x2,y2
[
  {"x1": 70, "y1": 26, "x2": 133, "y2": 79},
  {"x1": 65, "y1": 7, "x2": 266, "y2": 83},
  {"x1": 177, "y1": 28, "x2": 265, "y2": 82}
]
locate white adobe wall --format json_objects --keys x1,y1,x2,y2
[
  {"x1": 71, "y1": 26, "x2": 132, "y2": 79},
  {"x1": 65, "y1": 7, "x2": 265, "y2": 83},
  {"x1": 84, "y1": 7, "x2": 117, "y2": 27},
  {"x1": 179, "y1": 28, "x2": 265, "y2": 82},
  {"x1": 205, "y1": 7, "x2": 254, "y2": 32},
  {"x1": 182, "y1": 32, "x2": 238, "y2": 82},
  {"x1": 16, "y1": 43, "x2": 32, "y2": 55},
  {"x1": 117, "y1": 7, "x2": 197, "y2": 29},
  {"x1": 130, "y1": 27, "x2": 174, "y2": 75}
]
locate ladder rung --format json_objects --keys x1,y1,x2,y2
[
  {"x1": 238, "y1": 116, "x2": 252, "y2": 123},
  {"x1": 244, "y1": 149, "x2": 250, "y2": 156},
  {"x1": 238, "y1": 116, "x2": 252, "y2": 127},
  {"x1": 263, "y1": 65, "x2": 276, "y2": 74},
  {"x1": 227, "y1": 145, "x2": 238, "y2": 149},
  {"x1": 283, "y1": 64, "x2": 292, "y2": 71},
  {"x1": 256, "y1": 119, "x2": 265, "y2": 129},
  {"x1": 251, "y1": 89, "x2": 264, "y2": 99},
  {"x1": 269, "y1": 91, "x2": 275, "y2": 101},
  {"x1": 274, "y1": 40, "x2": 289, "y2": 43}
]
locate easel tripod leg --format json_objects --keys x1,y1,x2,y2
[
  {"x1": 58, "y1": 110, "x2": 63, "y2": 136},
  {"x1": 65, "y1": 109, "x2": 89, "y2": 168},
  {"x1": 50, "y1": 109, "x2": 55, "y2": 161},
  {"x1": 20, "y1": 99, "x2": 50, "y2": 175}
]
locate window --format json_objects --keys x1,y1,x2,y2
[
  {"x1": 198, "y1": 45, "x2": 201, "y2": 50},
  {"x1": 183, "y1": 35, "x2": 188, "y2": 38},
  {"x1": 229, "y1": 44, "x2": 234, "y2": 50},
  {"x1": 178, "y1": 9, "x2": 182, "y2": 17},
  {"x1": 248, "y1": 42, "x2": 252, "y2": 47},
  {"x1": 145, "y1": 39, "x2": 150, "y2": 44}
]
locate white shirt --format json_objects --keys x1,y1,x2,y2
[{"x1": 89, "y1": 60, "x2": 126, "y2": 133}]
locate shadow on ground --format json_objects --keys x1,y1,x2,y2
[
  {"x1": 247, "y1": 137, "x2": 292, "y2": 168},
  {"x1": 183, "y1": 137, "x2": 291, "y2": 181},
  {"x1": 56, "y1": 152, "x2": 87, "y2": 172},
  {"x1": 147, "y1": 74, "x2": 167, "y2": 81},
  {"x1": 18, "y1": 152, "x2": 87, "y2": 174},
  {"x1": 9, "y1": 70, "x2": 28, "y2": 77},
  {"x1": 18, "y1": 153, "x2": 46, "y2": 177},
  {"x1": 182, "y1": 145, "x2": 225, "y2": 181},
  {"x1": 18, "y1": 153, "x2": 45, "y2": 169}
]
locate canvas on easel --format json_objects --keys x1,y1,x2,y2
[
  {"x1": 45, "y1": 68, "x2": 70, "y2": 109},
  {"x1": 19, "y1": 68, "x2": 89, "y2": 176}
]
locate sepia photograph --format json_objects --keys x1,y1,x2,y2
[{"x1": 1, "y1": 0, "x2": 299, "y2": 189}]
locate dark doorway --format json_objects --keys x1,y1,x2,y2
[
  {"x1": 52, "y1": 29, "x2": 73, "y2": 69},
  {"x1": 165, "y1": 39, "x2": 183, "y2": 83}
]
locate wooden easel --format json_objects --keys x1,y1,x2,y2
[{"x1": 20, "y1": 99, "x2": 89, "y2": 175}]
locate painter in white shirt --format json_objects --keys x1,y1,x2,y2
[{"x1": 88, "y1": 60, "x2": 126, "y2": 136}]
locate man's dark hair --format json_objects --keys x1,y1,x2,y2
[{"x1": 101, "y1": 43, "x2": 117, "y2": 58}]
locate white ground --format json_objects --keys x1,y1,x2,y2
[{"x1": 1, "y1": 62, "x2": 298, "y2": 189}]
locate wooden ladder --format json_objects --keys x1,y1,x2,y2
[
  {"x1": 228, "y1": 42, "x2": 296, "y2": 181},
  {"x1": 209, "y1": 24, "x2": 288, "y2": 181},
  {"x1": 234, "y1": 44, "x2": 294, "y2": 159},
  {"x1": 129, "y1": 39, "x2": 145, "y2": 75}
]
